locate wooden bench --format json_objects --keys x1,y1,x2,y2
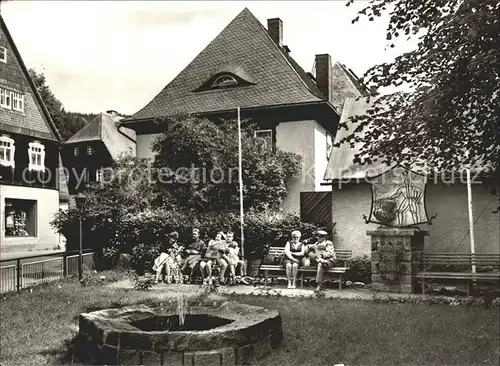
[
  {"x1": 417, "y1": 253, "x2": 500, "y2": 296},
  {"x1": 259, "y1": 246, "x2": 352, "y2": 289}
]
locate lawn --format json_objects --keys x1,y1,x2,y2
[{"x1": 0, "y1": 274, "x2": 499, "y2": 365}]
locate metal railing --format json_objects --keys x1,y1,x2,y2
[{"x1": 0, "y1": 250, "x2": 94, "y2": 294}]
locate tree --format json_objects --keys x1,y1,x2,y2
[
  {"x1": 29, "y1": 68, "x2": 94, "y2": 140},
  {"x1": 151, "y1": 115, "x2": 302, "y2": 212},
  {"x1": 339, "y1": 0, "x2": 499, "y2": 174}
]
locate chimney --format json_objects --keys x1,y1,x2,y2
[
  {"x1": 315, "y1": 54, "x2": 332, "y2": 102},
  {"x1": 267, "y1": 18, "x2": 283, "y2": 47}
]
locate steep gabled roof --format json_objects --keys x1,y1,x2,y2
[
  {"x1": 324, "y1": 97, "x2": 390, "y2": 181},
  {"x1": 66, "y1": 112, "x2": 135, "y2": 160},
  {"x1": 124, "y1": 8, "x2": 330, "y2": 123},
  {"x1": 328, "y1": 62, "x2": 369, "y2": 113},
  {"x1": 0, "y1": 15, "x2": 61, "y2": 142}
]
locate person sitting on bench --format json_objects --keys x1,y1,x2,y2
[
  {"x1": 153, "y1": 231, "x2": 183, "y2": 283},
  {"x1": 201, "y1": 232, "x2": 225, "y2": 284},
  {"x1": 304, "y1": 230, "x2": 336, "y2": 291},
  {"x1": 218, "y1": 232, "x2": 247, "y2": 284},
  {"x1": 182, "y1": 228, "x2": 206, "y2": 283},
  {"x1": 284, "y1": 230, "x2": 306, "y2": 289}
]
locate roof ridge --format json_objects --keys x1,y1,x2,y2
[
  {"x1": 0, "y1": 15, "x2": 62, "y2": 142},
  {"x1": 245, "y1": 9, "x2": 325, "y2": 102},
  {"x1": 336, "y1": 62, "x2": 369, "y2": 96}
]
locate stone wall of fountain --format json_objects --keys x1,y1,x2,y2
[{"x1": 77, "y1": 300, "x2": 283, "y2": 365}]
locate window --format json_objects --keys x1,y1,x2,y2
[
  {"x1": 96, "y1": 168, "x2": 102, "y2": 182},
  {"x1": 0, "y1": 135, "x2": 15, "y2": 169},
  {"x1": 11, "y1": 92, "x2": 24, "y2": 112},
  {"x1": 74, "y1": 147, "x2": 79, "y2": 156},
  {"x1": 326, "y1": 132, "x2": 333, "y2": 160},
  {"x1": 212, "y1": 75, "x2": 238, "y2": 89},
  {"x1": 87, "y1": 145, "x2": 93, "y2": 155},
  {"x1": 255, "y1": 129, "x2": 273, "y2": 152},
  {"x1": 0, "y1": 46, "x2": 6, "y2": 63},
  {"x1": 28, "y1": 141, "x2": 46, "y2": 171},
  {"x1": 0, "y1": 88, "x2": 12, "y2": 109},
  {"x1": 4, "y1": 199, "x2": 37, "y2": 237}
]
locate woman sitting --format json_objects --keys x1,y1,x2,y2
[
  {"x1": 153, "y1": 231, "x2": 183, "y2": 284},
  {"x1": 284, "y1": 230, "x2": 306, "y2": 289}
]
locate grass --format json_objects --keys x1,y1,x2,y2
[{"x1": 0, "y1": 272, "x2": 499, "y2": 366}]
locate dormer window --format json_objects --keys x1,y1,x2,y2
[
  {"x1": 0, "y1": 47, "x2": 6, "y2": 63},
  {"x1": 0, "y1": 135, "x2": 15, "y2": 169},
  {"x1": 211, "y1": 75, "x2": 238, "y2": 89},
  {"x1": 194, "y1": 62, "x2": 257, "y2": 92},
  {"x1": 28, "y1": 141, "x2": 46, "y2": 172}
]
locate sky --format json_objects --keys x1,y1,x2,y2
[{"x1": 1, "y1": 1, "x2": 418, "y2": 115}]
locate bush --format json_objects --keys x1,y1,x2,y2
[
  {"x1": 113, "y1": 209, "x2": 324, "y2": 270},
  {"x1": 242, "y1": 210, "x2": 324, "y2": 258},
  {"x1": 345, "y1": 255, "x2": 372, "y2": 283},
  {"x1": 132, "y1": 273, "x2": 156, "y2": 291}
]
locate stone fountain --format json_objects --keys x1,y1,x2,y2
[{"x1": 77, "y1": 299, "x2": 283, "y2": 365}]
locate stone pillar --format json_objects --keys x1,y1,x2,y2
[{"x1": 368, "y1": 227, "x2": 428, "y2": 294}]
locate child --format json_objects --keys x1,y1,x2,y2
[
  {"x1": 221, "y1": 232, "x2": 247, "y2": 285},
  {"x1": 153, "y1": 231, "x2": 183, "y2": 284}
]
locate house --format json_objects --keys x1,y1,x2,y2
[
  {"x1": 323, "y1": 97, "x2": 500, "y2": 256},
  {"x1": 120, "y1": 8, "x2": 368, "y2": 214},
  {"x1": 61, "y1": 110, "x2": 136, "y2": 195},
  {"x1": 0, "y1": 16, "x2": 62, "y2": 252}
]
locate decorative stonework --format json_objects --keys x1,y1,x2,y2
[
  {"x1": 77, "y1": 301, "x2": 283, "y2": 365},
  {"x1": 368, "y1": 227, "x2": 428, "y2": 293}
]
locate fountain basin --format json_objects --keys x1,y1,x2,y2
[{"x1": 78, "y1": 300, "x2": 283, "y2": 365}]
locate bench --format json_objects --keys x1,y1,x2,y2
[
  {"x1": 259, "y1": 246, "x2": 352, "y2": 289},
  {"x1": 417, "y1": 253, "x2": 500, "y2": 296}
]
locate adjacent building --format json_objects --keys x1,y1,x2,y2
[
  {"x1": 323, "y1": 97, "x2": 500, "y2": 256},
  {"x1": 61, "y1": 110, "x2": 136, "y2": 195},
  {"x1": 0, "y1": 16, "x2": 62, "y2": 252},
  {"x1": 120, "y1": 8, "x2": 368, "y2": 214}
]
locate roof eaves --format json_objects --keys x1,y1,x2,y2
[{"x1": 121, "y1": 99, "x2": 338, "y2": 126}]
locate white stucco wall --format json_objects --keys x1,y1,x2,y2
[
  {"x1": 135, "y1": 133, "x2": 163, "y2": 161},
  {"x1": 0, "y1": 185, "x2": 60, "y2": 251},
  {"x1": 276, "y1": 120, "x2": 315, "y2": 213},
  {"x1": 332, "y1": 181, "x2": 500, "y2": 257}
]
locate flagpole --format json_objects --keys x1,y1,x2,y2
[
  {"x1": 237, "y1": 107, "x2": 245, "y2": 258},
  {"x1": 466, "y1": 168, "x2": 476, "y2": 274}
]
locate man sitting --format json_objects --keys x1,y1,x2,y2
[
  {"x1": 304, "y1": 230, "x2": 336, "y2": 291},
  {"x1": 181, "y1": 228, "x2": 206, "y2": 283}
]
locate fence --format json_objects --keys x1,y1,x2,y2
[{"x1": 0, "y1": 250, "x2": 95, "y2": 294}]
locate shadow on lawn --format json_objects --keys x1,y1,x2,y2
[{"x1": 39, "y1": 334, "x2": 87, "y2": 365}]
